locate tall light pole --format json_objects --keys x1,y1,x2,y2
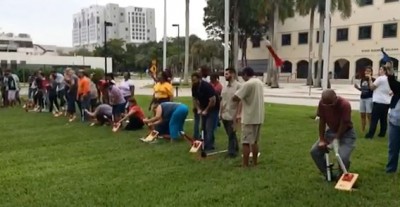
[
  {"x1": 224, "y1": 0, "x2": 229, "y2": 69},
  {"x1": 104, "y1": 21, "x2": 113, "y2": 75},
  {"x1": 184, "y1": 0, "x2": 190, "y2": 84},
  {"x1": 163, "y1": 0, "x2": 167, "y2": 70},
  {"x1": 322, "y1": 0, "x2": 331, "y2": 90},
  {"x1": 172, "y1": 24, "x2": 180, "y2": 76}
]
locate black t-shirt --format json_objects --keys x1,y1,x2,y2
[
  {"x1": 192, "y1": 80, "x2": 219, "y2": 111},
  {"x1": 35, "y1": 77, "x2": 44, "y2": 90},
  {"x1": 7, "y1": 76, "x2": 16, "y2": 90},
  {"x1": 359, "y1": 77, "x2": 375, "y2": 99}
]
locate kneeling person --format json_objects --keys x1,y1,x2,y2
[
  {"x1": 310, "y1": 89, "x2": 356, "y2": 180},
  {"x1": 144, "y1": 102, "x2": 189, "y2": 140},
  {"x1": 118, "y1": 98, "x2": 145, "y2": 131},
  {"x1": 85, "y1": 104, "x2": 113, "y2": 126}
]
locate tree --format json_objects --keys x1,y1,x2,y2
[
  {"x1": 255, "y1": 0, "x2": 295, "y2": 88},
  {"x1": 204, "y1": 0, "x2": 261, "y2": 70},
  {"x1": 314, "y1": 0, "x2": 352, "y2": 87},
  {"x1": 68, "y1": 48, "x2": 93, "y2": 56},
  {"x1": 296, "y1": 0, "x2": 318, "y2": 86},
  {"x1": 93, "y1": 39, "x2": 126, "y2": 72}
]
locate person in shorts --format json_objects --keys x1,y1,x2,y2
[
  {"x1": 4, "y1": 69, "x2": 17, "y2": 107},
  {"x1": 233, "y1": 67, "x2": 265, "y2": 167},
  {"x1": 354, "y1": 66, "x2": 374, "y2": 133}
]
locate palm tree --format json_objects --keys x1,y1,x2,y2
[
  {"x1": 256, "y1": 0, "x2": 295, "y2": 88},
  {"x1": 314, "y1": 0, "x2": 352, "y2": 87},
  {"x1": 184, "y1": 0, "x2": 190, "y2": 83},
  {"x1": 296, "y1": 0, "x2": 318, "y2": 86}
]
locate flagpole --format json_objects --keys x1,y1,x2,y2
[{"x1": 163, "y1": 0, "x2": 167, "y2": 70}]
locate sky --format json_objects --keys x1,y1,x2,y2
[{"x1": 0, "y1": 0, "x2": 208, "y2": 47}]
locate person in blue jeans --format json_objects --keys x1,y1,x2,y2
[
  {"x1": 386, "y1": 63, "x2": 400, "y2": 173},
  {"x1": 191, "y1": 72, "x2": 219, "y2": 152},
  {"x1": 144, "y1": 102, "x2": 189, "y2": 140}
]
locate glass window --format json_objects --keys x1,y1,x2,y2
[
  {"x1": 358, "y1": 26, "x2": 372, "y2": 40},
  {"x1": 298, "y1": 32, "x2": 308, "y2": 45},
  {"x1": 336, "y1": 28, "x2": 349, "y2": 41},
  {"x1": 383, "y1": 23, "x2": 397, "y2": 38},
  {"x1": 281, "y1": 34, "x2": 291, "y2": 46}
]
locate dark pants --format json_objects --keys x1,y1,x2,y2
[
  {"x1": 222, "y1": 120, "x2": 239, "y2": 156},
  {"x1": 48, "y1": 94, "x2": 60, "y2": 113},
  {"x1": 96, "y1": 114, "x2": 112, "y2": 125},
  {"x1": 125, "y1": 116, "x2": 144, "y2": 131},
  {"x1": 90, "y1": 98, "x2": 98, "y2": 112},
  {"x1": 66, "y1": 92, "x2": 77, "y2": 114},
  {"x1": 386, "y1": 123, "x2": 400, "y2": 173},
  {"x1": 57, "y1": 89, "x2": 66, "y2": 108},
  {"x1": 79, "y1": 95, "x2": 91, "y2": 121},
  {"x1": 34, "y1": 90, "x2": 44, "y2": 109},
  {"x1": 366, "y1": 102, "x2": 390, "y2": 138},
  {"x1": 201, "y1": 110, "x2": 218, "y2": 151}
]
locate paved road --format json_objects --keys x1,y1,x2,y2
[{"x1": 18, "y1": 79, "x2": 361, "y2": 110}]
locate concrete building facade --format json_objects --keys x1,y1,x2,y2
[
  {"x1": 241, "y1": 0, "x2": 400, "y2": 81},
  {"x1": 72, "y1": 3, "x2": 156, "y2": 50}
]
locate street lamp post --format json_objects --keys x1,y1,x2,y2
[
  {"x1": 224, "y1": 0, "x2": 229, "y2": 69},
  {"x1": 172, "y1": 24, "x2": 180, "y2": 76},
  {"x1": 322, "y1": 0, "x2": 331, "y2": 90},
  {"x1": 104, "y1": 21, "x2": 113, "y2": 75}
]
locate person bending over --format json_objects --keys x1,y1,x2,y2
[
  {"x1": 144, "y1": 102, "x2": 189, "y2": 140},
  {"x1": 310, "y1": 89, "x2": 356, "y2": 180},
  {"x1": 85, "y1": 104, "x2": 113, "y2": 126},
  {"x1": 118, "y1": 98, "x2": 145, "y2": 131}
]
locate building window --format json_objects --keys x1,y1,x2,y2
[
  {"x1": 281, "y1": 34, "x2": 291, "y2": 46},
  {"x1": 298, "y1": 32, "x2": 308, "y2": 45},
  {"x1": 126, "y1": 27, "x2": 128, "y2": 31},
  {"x1": 336, "y1": 28, "x2": 349, "y2": 41},
  {"x1": 385, "y1": 0, "x2": 399, "y2": 2},
  {"x1": 358, "y1": 26, "x2": 372, "y2": 40},
  {"x1": 383, "y1": 23, "x2": 397, "y2": 38},
  {"x1": 359, "y1": 0, "x2": 373, "y2": 6},
  {"x1": 316, "y1": 31, "x2": 325, "y2": 43}
]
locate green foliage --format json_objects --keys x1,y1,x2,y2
[{"x1": 88, "y1": 68, "x2": 105, "y2": 83}]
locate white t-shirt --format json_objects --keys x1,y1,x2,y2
[
  {"x1": 372, "y1": 76, "x2": 391, "y2": 104},
  {"x1": 119, "y1": 79, "x2": 134, "y2": 97},
  {"x1": 234, "y1": 78, "x2": 265, "y2": 124}
]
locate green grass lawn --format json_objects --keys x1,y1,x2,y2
[{"x1": 0, "y1": 96, "x2": 398, "y2": 207}]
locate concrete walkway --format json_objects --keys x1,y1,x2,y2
[{"x1": 18, "y1": 78, "x2": 362, "y2": 110}]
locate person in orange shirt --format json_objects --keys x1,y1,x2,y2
[
  {"x1": 77, "y1": 69, "x2": 91, "y2": 122},
  {"x1": 149, "y1": 72, "x2": 173, "y2": 110}
]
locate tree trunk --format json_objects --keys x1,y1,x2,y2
[
  {"x1": 233, "y1": 0, "x2": 240, "y2": 71},
  {"x1": 271, "y1": 7, "x2": 279, "y2": 88},
  {"x1": 314, "y1": 12, "x2": 325, "y2": 88},
  {"x1": 306, "y1": 9, "x2": 315, "y2": 86},
  {"x1": 183, "y1": 0, "x2": 190, "y2": 83},
  {"x1": 266, "y1": 13, "x2": 274, "y2": 86}
]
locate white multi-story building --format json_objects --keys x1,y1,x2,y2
[
  {"x1": 241, "y1": 0, "x2": 400, "y2": 81},
  {"x1": 72, "y1": 3, "x2": 157, "y2": 50},
  {"x1": 0, "y1": 32, "x2": 112, "y2": 72}
]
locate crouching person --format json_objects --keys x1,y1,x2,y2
[
  {"x1": 144, "y1": 102, "x2": 189, "y2": 140},
  {"x1": 84, "y1": 104, "x2": 113, "y2": 126},
  {"x1": 310, "y1": 89, "x2": 356, "y2": 180},
  {"x1": 118, "y1": 98, "x2": 145, "y2": 131}
]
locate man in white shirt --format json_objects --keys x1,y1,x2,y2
[
  {"x1": 233, "y1": 67, "x2": 265, "y2": 167},
  {"x1": 220, "y1": 68, "x2": 241, "y2": 158},
  {"x1": 365, "y1": 66, "x2": 392, "y2": 138}
]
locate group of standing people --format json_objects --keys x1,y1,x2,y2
[{"x1": 21, "y1": 68, "x2": 147, "y2": 132}]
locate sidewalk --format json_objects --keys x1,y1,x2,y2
[{"x1": 17, "y1": 79, "x2": 361, "y2": 109}]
